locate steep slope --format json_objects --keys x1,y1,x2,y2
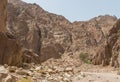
[
  {"x1": 8, "y1": 0, "x2": 72, "y2": 62},
  {"x1": 93, "y1": 19, "x2": 120, "y2": 67},
  {"x1": 0, "y1": 0, "x2": 7, "y2": 32},
  {"x1": 0, "y1": 0, "x2": 23, "y2": 66},
  {"x1": 7, "y1": 0, "x2": 118, "y2": 67}
]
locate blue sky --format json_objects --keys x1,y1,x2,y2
[{"x1": 23, "y1": 0, "x2": 120, "y2": 22}]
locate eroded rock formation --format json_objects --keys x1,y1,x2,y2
[
  {"x1": 0, "y1": 0, "x2": 41, "y2": 66},
  {"x1": 7, "y1": 0, "x2": 119, "y2": 67},
  {"x1": 0, "y1": 0, "x2": 119, "y2": 67},
  {"x1": 93, "y1": 19, "x2": 120, "y2": 67},
  {"x1": 0, "y1": 0, "x2": 7, "y2": 32},
  {"x1": 0, "y1": 0, "x2": 22, "y2": 66}
]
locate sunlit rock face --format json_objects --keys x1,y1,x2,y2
[
  {"x1": 7, "y1": 0, "x2": 118, "y2": 65},
  {"x1": 0, "y1": 0, "x2": 117, "y2": 68}
]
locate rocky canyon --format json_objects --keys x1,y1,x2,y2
[{"x1": 0, "y1": 0, "x2": 120, "y2": 82}]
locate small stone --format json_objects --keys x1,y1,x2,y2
[
  {"x1": 16, "y1": 70, "x2": 29, "y2": 75},
  {"x1": 27, "y1": 71, "x2": 33, "y2": 76},
  {"x1": 57, "y1": 67, "x2": 64, "y2": 73},
  {"x1": 63, "y1": 77, "x2": 69, "y2": 82},
  {"x1": 18, "y1": 68, "x2": 23, "y2": 70},
  {"x1": 8, "y1": 66, "x2": 17, "y2": 73},
  {"x1": 57, "y1": 76, "x2": 63, "y2": 80},
  {"x1": 35, "y1": 66, "x2": 41, "y2": 71},
  {"x1": 64, "y1": 67, "x2": 73, "y2": 72},
  {"x1": 81, "y1": 72, "x2": 86, "y2": 77},
  {"x1": 48, "y1": 77, "x2": 54, "y2": 80},
  {"x1": 64, "y1": 73, "x2": 71, "y2": 78},
  {"x1": 73, "y1": 69, "x2": 81, "y2": 74},
  {"x1": 77, "y1": 74, "x2": 84, "y2": 80},
  {"x1": 47, "y1": 68, "x2": 53, "y2": 74},
  {"x1": 22, "y1": 63, "x2": 31, "y2": 69},
  {"x1": 4, "y1": 64, "x2": 8, "y2": 68},
  {"x1": 52, "y1": 66, "x2": 57, "y2": 70}
]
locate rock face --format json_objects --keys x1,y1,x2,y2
[
  {"x1": 8, "y1": 2, "x2": 42, "y2": 56},
  {"x1": 0, "y1": 0, "x2": 40, "y2": 66},
  {"x1": 0, "y1": 0, "x2": 118, "y2": 68},
  {"x1": 0, "y1": 33, "x2": 23, "y2": 66},
  {"x1": 70, "y1": 15, "x2": 117, "y2": 54},
  {"x1": 7, "y1": 0, "x2": 119, "y2": 67},
  {"x1": 0, "y1": 0, "x2": 22, "y2": 66},
  {"x1": 0, "y1": 0, "x2": 7, "y2": 32},
  {"x1": 92, "y1": 19, "x2": 120, "y2": 67},
  {"x1": 8, "y1": 0, "x2": 71, "y2": 62}
]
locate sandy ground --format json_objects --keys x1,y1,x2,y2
[{"x1": 72, "y1": 72, "x2": 120, "y2": 82}]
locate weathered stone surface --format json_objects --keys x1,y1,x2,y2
[
  {"x1": 92, "y1": 19, "x2": 120, "y2": 67},
  {"x1": 0, "y1": 0, "x2": 22, "y2": 66},
  {"x1": 0, "y1": 0, "x2": 7, "y2": 32},
  {"x1": 6, "y1": 0, "x2": 120, "y2": 69},
  {"x1": 8, "y1": 0, "x2": 117, "y2": 65},
  {"x1": 8, "y1": 0, "x2": 71, "y2": 62},
  {"x1": 0, "y1": 32, "x2": 23, "y2": 66},
  {"x1": 0, "y1": 0, "x2": 41, "y2": 66}
]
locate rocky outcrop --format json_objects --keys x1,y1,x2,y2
[
  {"x1": 0, "y1": 0, "x2": 119, "y2": 70},
  {"x1": 7, "y1": 0, "x2": 118, "y2": 65},
  {"x1": 0, "y1": 0, "x2": 41, "y2": 66},
  {"x1": 0, "y1": 0, "x2": 7, "y2": 32},
  {"x1": 0, "y1": 33, "x2": 23, "y2": 66},
  {"x1": 69, "y1": 15, "x2": 117, "y2": 56},
  {"x1": 0, "y1": 0, "x2": 23, "y2": 66},
  {"x1": 92, "y1": 19, "x2": 120, "y2": 67},
  {"x1": 8, "y1": 2, "x2": 42, "y2": 55},
  {"x1": 8, "y1": 0, "x2": 72, "y2": 62}
]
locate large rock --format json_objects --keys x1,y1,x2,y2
[
  {"x1": 0, "y1": 0, "x2": 41, "y2": 66},
  {"x1": 0, "y1": 0, "x2": 22, "y2": 66},
  {"x1": 0, "y1": 33, "x2": 23, "y2": 66},
  {"x1": 40, "y1": 43, "x2": 64, "y2": 62}
]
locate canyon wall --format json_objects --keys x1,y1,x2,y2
[
  {"x1": 0, "y1": 0, "x2": 119, "y2": 67},
  {"x1": 0, "y1": 0, "x2": 7, "y2": 32},
  {"x1": 8, "y1": 0, "x2": 119, "y2": 67}
]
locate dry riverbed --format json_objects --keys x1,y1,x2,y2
[{"x1": 0, "y1": 64, "x2": 120, "y2": 82}]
